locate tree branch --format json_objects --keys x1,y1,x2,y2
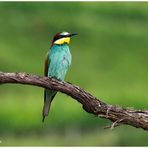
[{"x1": 0, "y1": 72, "x2": 148, "y2": 131}]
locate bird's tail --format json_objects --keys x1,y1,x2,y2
[{"x1": 42, "y1": 89, "x2": 56, "y2": 122}]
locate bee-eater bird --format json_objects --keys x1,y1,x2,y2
[{"x1": 42, "y1": 31, "x2": 77, "y2": 122}]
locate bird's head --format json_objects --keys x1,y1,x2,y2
[{"x1": 52, "y1": 32, "x2": 77, "y2": 45}]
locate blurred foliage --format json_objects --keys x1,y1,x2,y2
[{"x1": 0, "y1": 2, "x2": 148, "y2": 146}]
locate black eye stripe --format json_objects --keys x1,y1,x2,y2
[
  {"x1": 60, "y1": 34, "x2": 70, "y2": 37},
  {"x1": 53, "y1": 36, "x2": 61, "y2": 42},
  {"x1": 53, "y1": 35, "x2": 69, "y2": 42}
]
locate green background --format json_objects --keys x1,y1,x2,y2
[{"x1": 0, "y1": 2, "x2": 148, "y2": 146}]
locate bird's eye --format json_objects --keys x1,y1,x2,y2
[
  {"x1": 60, "y1": 35, "x2": 66, "y2": 38},
  {"x1": 59, "y1": 35, "x2": 63, "y2": 38}
]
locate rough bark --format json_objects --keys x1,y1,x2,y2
[{"x1": 0, "y1": 72, "x2": 148, "y2": 131}]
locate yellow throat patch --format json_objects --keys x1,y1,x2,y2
[{"x1": 54, "y1": 37, "x2": 70, "y2": 45}]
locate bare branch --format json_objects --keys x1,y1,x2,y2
[{"x1": 0, "y1": 72, "x2": 148, "y2": 131}]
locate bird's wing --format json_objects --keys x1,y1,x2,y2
[
  {"x1": 43, "y1": 51, "x2": 50, "y2": 122},
  {"x1": 44, "y1": 51, "x2": 49, "y2": 76}
]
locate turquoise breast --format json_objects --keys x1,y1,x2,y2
[{"x1": 48, "y1": 44, "x2": 72, "y2": 81}]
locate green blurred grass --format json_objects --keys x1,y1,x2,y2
[{"x1": 0, "y1": 2, "x2": 148, "y2": 146}]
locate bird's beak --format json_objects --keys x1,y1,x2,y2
[{"x1": 69, "y1": 33, "x2": 78, "y2": 37}]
